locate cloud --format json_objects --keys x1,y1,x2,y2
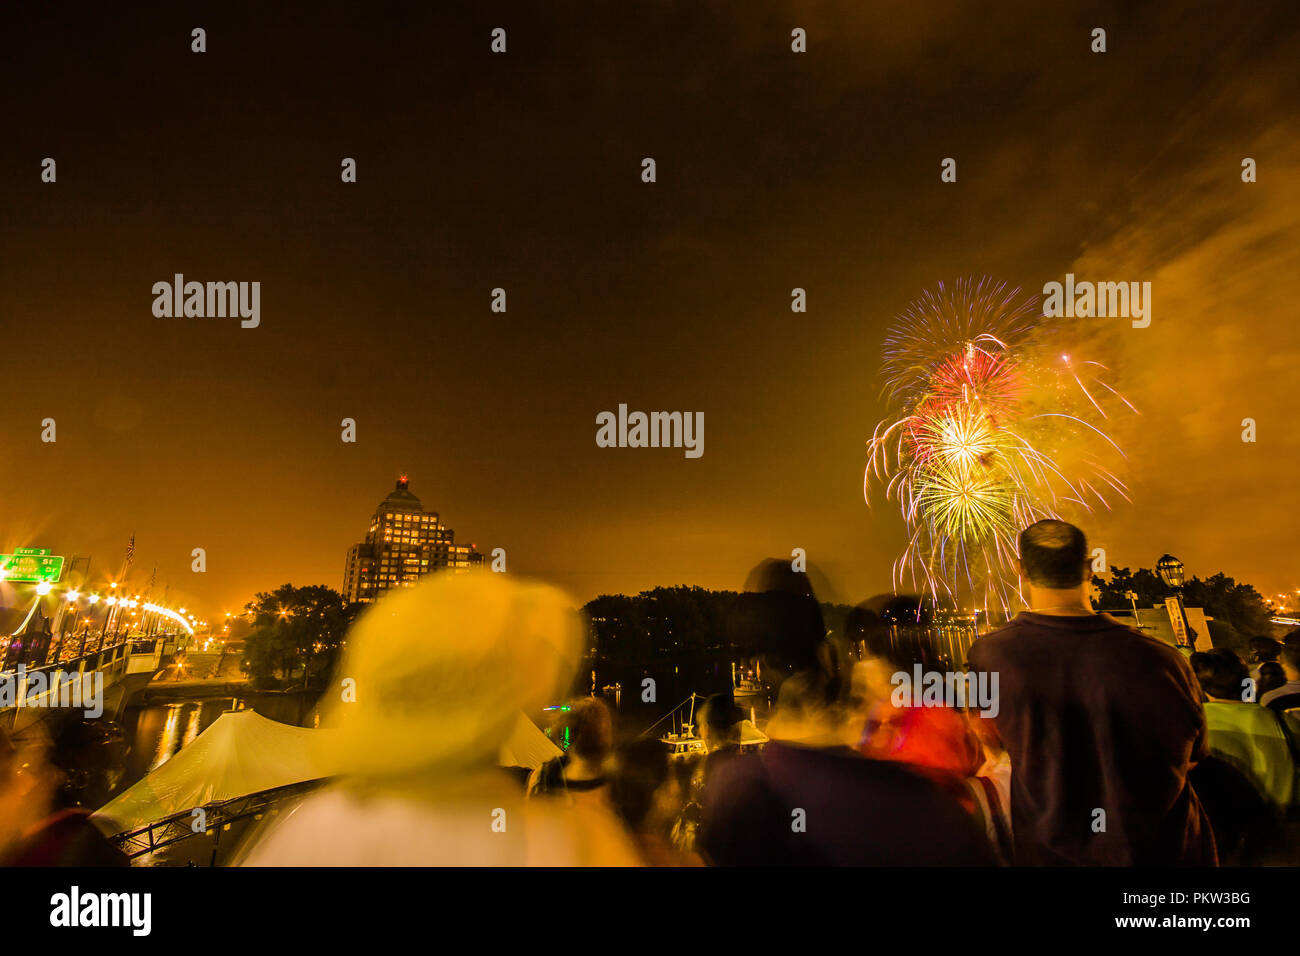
[{"x1": 1070, "y1": 123, "x2": 1300, "y2": 589}]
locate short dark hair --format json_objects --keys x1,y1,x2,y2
[
  {"x1": 1258, "y1": 661, "x2": 1287, "y2": 697},
  {"x1": 1190, "y1": 648, "x2": 1248, "y2": 701},
  {"x1": 701, "y1": 693, "x2": 743, "y2": 741},
  {"x1": 1248, "y1": 636, "x2": 1282, "y2": 663},
  {"x1": 1018, "y1": 520, "x2": 1088, "y2": 589},
  {"x1": 561, "y1": 698, "x2": 613, "y2": 761},
  {"x1": 1280, "y1": 636, "x2": 1300, "y2": 674}
]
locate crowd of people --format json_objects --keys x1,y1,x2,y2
[{"x1": 3, "y1": 518, "x2": 1297, "y2": 867}]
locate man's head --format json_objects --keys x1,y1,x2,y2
[
  {"x1": 727, "y1": 559, "x2": 840, "y2": 706},
  {"x1": 1248, "y1": 636, "x2": 1282, "y2": 664},
  {"x1": 699, "y1": 693, "x2": 743, "y2": 751},
  {"x1": 726, "y1": 559, "x2": 846, "y2": 740},
  {"x1": 1018, "y1": 519, "x2": 1089, "y2": 590},
  {"x1": 1280, "y1": 632, "x2": 1300, "y2": 681},
  {"x1": 1191, "y1": 648, "x2": 1249, "y2": 702},
  {"x1": 560, "y1": 697, "x2": 614, "y2": 764}
]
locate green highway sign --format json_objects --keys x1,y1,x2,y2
[{"x1": 0, "y1": 552, "x2": 65, "y2": 583}]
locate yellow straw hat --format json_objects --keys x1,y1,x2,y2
[{"x1": 318, "y1": 571, "x2": 582, "y2": 778}]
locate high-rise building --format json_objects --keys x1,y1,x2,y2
[{"x1": 342, "y1": 476, "x2": 485, "y2": 604}]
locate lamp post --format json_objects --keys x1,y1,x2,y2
[
  {"x1": 77, "y1": 594, "x2": 100, "y2": 657},
  {"x1": 45, "y1": 589, "x2": 75, "y2": 665},
  {"x1": 99, "y1": 596, "x2": 117, "y2": 653},
  {"x1": 1125, "y1": 589, "x2": 1142, "y2": 628},
  {"x1": 1156, "y1": 553, "x2": 1194, "y2": 650}
]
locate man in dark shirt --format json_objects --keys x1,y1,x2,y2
[
  {"x1": 700, "y1": 738, "x2": 994, "y2": 865},
  {"x1": 967, "y1": 520, "x2": 1216, "y2": 866},
  {"x1": 698, "y1": 559, "x2": 994, "y2": 866}
]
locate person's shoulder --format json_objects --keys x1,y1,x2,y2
[
  {"x1": 769, "y1": 741, "x2": 941, "y2": 793},
  {"x1": 849, "y1": 758, "x2": 997, "y2": 862},
  {"x1": 9, "y1": 809, "x2": 128, "y2": 867},
  {"x1": 527, "y1": 796, "x2": 644, "y2": 866},
  {"x1": 1206, "y1": 699, "x2": 1282, "y2": 727},
  {"x1": 1100, "y1": 616, "x2": 1194, "y2": 664},
  {"x1": 1260, "y1": 684, "x2": 1300, "y2": 708},
  {"x1": 968, "y1": 618, "x2": 1029, "y2": 662},
  {"x1": 703, "y1": 748, "x2": 766, "y2": 795},
  {"x1": 1093, "y1": 612, "x2": 1163, "y2": 641},
  {"x1": 239, "y1": 788, "x2": 411, "y2": 866}
]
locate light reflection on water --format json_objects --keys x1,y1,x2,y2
[
  {"x1": 146, "y1": 702, "x2": 208, "y2": 772},
  {"x1": 118, "y1": 696, "x2": 318, "y2": 796}
]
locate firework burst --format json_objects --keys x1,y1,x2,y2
[{"x1": 865, "y1": 278, "x2": 1135, "y2": 616}]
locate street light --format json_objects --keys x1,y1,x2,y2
[
  {"x1": 1124, "y1": 589, "x2": 1143, "y2": 626},
  {"x1": 1155, "y1": 553, "x2": 1193, "y2": 650},
  {"x1": 79, "y1": 595, "x2": 103, "y2": 657},
  {"x1": 36, "y1": 581, "x2": 53, "y2": 595},
  {"x1": 1155, "y1": 554, "x2": 1185, "y2": 590}
]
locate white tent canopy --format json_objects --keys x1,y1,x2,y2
[
  {"x1": 499, "y1": 711, "x2": 563, "y2": 770},
  {"x1": 95, "y1": 708, "x2": 561, "y2": 834},
  {"x1": 94, "y1": 709, "x2": 331, "y2": 834},
  {"x1": 737, "y1": 719, "x2": 768, "y2": 746}
]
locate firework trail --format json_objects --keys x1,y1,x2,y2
[{"x1": 864, "y1": 277, "x2": 1135, "y2": 617}]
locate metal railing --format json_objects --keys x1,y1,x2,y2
[
  {"x1": 105, "y1": 779, "x2": 327, "y2": 861},
  {"x1": 0, "y1": 642, "x2": 130, "y2": 703}
]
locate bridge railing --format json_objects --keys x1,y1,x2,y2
[
  {"x1": 0, "y1": 642, "x2": 132, "y2": 704},
  {"x1": 103, "y1": 779, "x2": 328, "y2": 862}
]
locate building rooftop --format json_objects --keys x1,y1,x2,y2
[{"x1": 380, "y1": 475, "x2": 424, "y2": 514}]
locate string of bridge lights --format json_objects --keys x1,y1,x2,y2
[{"x1": 0, "y1": 573, "x2": 203, "y2": 635}]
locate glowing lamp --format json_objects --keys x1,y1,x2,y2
[{"x1": 1155, "y1": 554, "x2": 1185, "y2": 590}]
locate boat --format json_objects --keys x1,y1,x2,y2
[
  {"x1": 730, "y1": 662, "x2": 765, "y2": 702},
  {"x1": 651, "y1": 692, "x2": 768, "y2": 758},
  {"x1": 661, "y1": 730, "x2": 707, "y2": 758}
]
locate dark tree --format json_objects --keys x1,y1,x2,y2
[
  {"x1": 1091, "y1": 566, "x2": 1170, "y2": 610},
  {"x1": 241, "y1": 583, "x2": 359, "y2": 689},
  {"x1": 1092, "y1": 567, "x2": 1273, "y2": 654}
]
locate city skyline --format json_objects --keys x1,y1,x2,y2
[{"x1": 342, "y1": 475, "x2": 484, "y2": 603}]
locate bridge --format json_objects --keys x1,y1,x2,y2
[{"x1": 0, "y1": 638, "x2": 173, "y2": 733}]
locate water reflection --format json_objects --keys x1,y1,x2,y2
[
  {"x1": 136, "y1": 699, "x2": 236, "y2": 775},
  {"x1": 115, "y1": 695, "x2": 320, "y2": 800}
]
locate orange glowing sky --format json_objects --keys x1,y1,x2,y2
[{"x1": 2, "y1": 1, "x2": 1298, "y2": 619}]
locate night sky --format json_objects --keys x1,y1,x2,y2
[{"x1": 3, "y1": 0, "x2": 1298, "y2": 617}]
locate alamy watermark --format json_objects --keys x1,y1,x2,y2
[
  {"x1": 1042, "y1": 273, "x2": 1150, "y2": 328},
  {"x1": 890, "y1": 665, "x2": 999, "y2": 717},
  {"x1": 595, "y1": 404, "x2": 703, "y2": 458},
  {"x1": 49, "y1": 886, "x2": 150, "y2": 936},
  {"x1": 0, "y1": 667, "x2": 104, "y2": 718},
  {"x1": 152, "y1": 274, "x2": 260, "y2": 328}
]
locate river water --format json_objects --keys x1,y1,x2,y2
[
  {"x1": 114, "y1": 694, "x2": 319, "y2": 795},
  {"x1": 111, "y1": 663, "x2": 765, "y2": 800}
]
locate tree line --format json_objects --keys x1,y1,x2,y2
[{"x1": 229, "y1": 567, "x2": 1277, "y2": 689}]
